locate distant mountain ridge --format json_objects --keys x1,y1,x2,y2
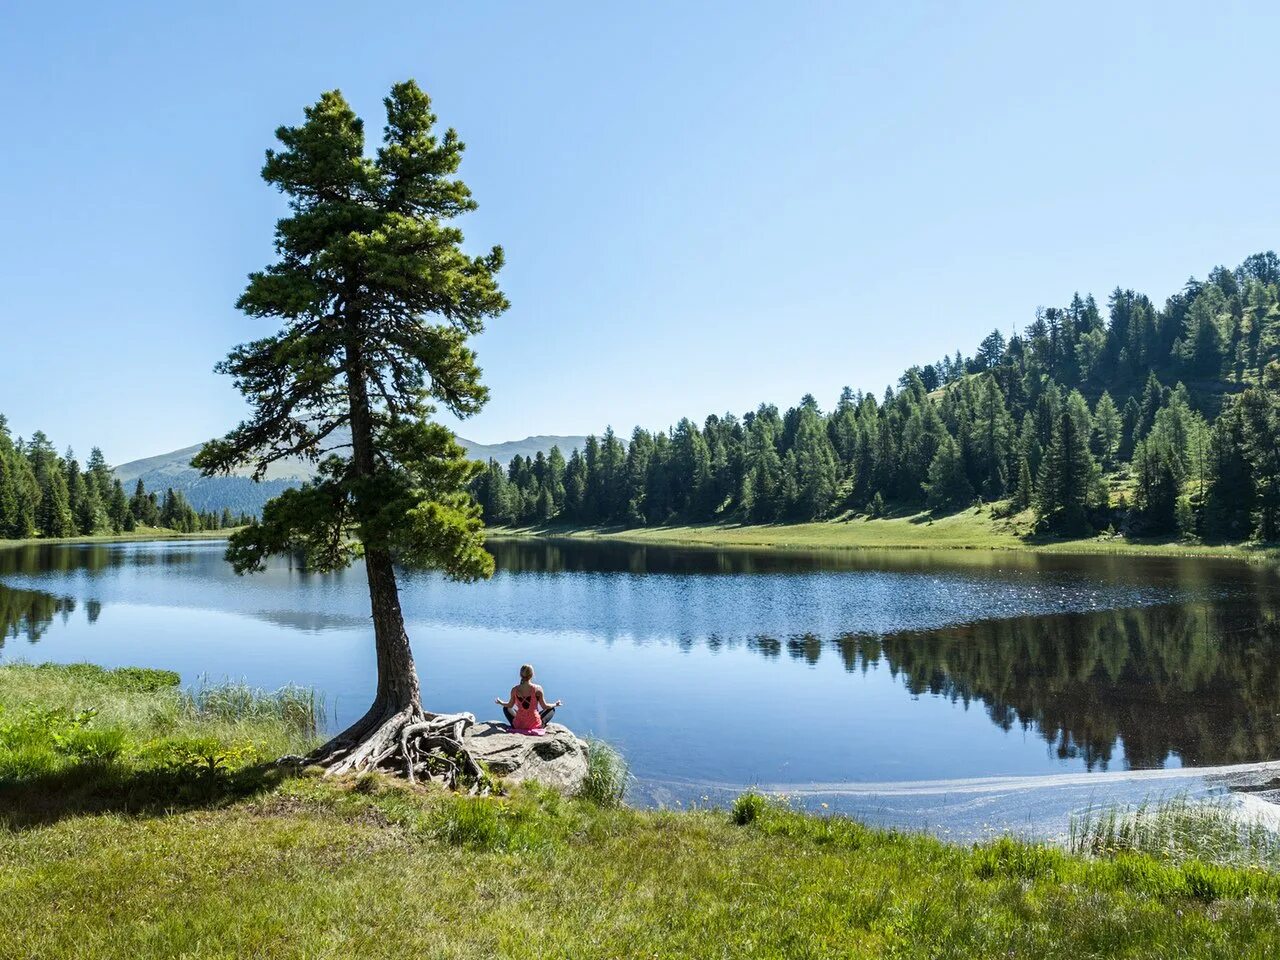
[{"x1": 112, "y1": 433, "x2": 588, "y2": 515}]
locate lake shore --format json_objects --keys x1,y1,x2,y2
[
  {"x1": 0, "y1": 527, "x2": 234, "y2": 550},
  {"x1": 489, "y1": 504, "x2": 1280, "y2": 563},
  {"x1": 4, "y1": 515, "x2": 1273, "y2": 564},
  {"x1": 3, "y1": 661, "x2": 1280, "y2": 958}
]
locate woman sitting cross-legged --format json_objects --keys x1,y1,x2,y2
[{"x1": 495, "y1": 663, "x2": 562, "y2": 734}]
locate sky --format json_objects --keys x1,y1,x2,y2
[{"x1": 3, "y1": 1, "x2": 1279, "y2": 465}]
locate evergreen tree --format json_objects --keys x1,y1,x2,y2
[
  {"x1": 193, "y1": 80, "x2": 508, "y2": 769},
  {"x1": 1092, "y1": 391, "x2": 1122, "y2": 469},
  {"x1": 1011, "y1": 454, "x2": 1034, "y2": 511},
  {"x1": 28, "y1": 433, "x2": 74, "y2": 538},
  {"x1": 741, "y1": 410, "x2": 783, "y2": 522},
  {"x1": 1239, "y1": 387, "x2": 1280, "y2": 540},
  {"x1": 107, "y1": 480, "x2": 132, "y2": 533},
  {"x1": 970, "y1": 376, "x2": 1014, "y2": 498},
  {"x1": 545, "y1": 446, "x2": 567, "y2": 512},
  {"x1": 1035, "y1": 412, "x2": 1099, "y2": 534},
  {"x1": 792, "y1": 406, "x2": 839, "y2": 518},
  {"x1": 1202, "y1": 402, "x2": 1254, "y2": 539},
  {"x1": 924, "y1": 436, "x2": 973, "y2": 511},
  {"x1": 1131, "y1": 436, "x2": 1183, "y2": 535},
  {"x1": 623, "y1": 428, "x2": 654, "y2": 524}
]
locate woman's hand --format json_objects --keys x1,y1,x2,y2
[
  {"x1": 554, "y1": 699, "x2": 564, "y2": 707},
  {"x1": 494, "y1": 698, "x2": 505, "y2": 706}
]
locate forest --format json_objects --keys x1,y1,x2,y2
[
  {"x1": 0, "y1": 417, "x2": 251, "y2": 539},
  {"x1": 474, "y1": 251, "x2": 1280, "y2": 541}
]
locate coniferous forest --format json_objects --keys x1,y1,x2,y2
[
  {"x1": 474, "y1": 251, "x2": 1280, "y2": 541},
  {"x1": 0, "y1": 417, "x2": 251, "y2": 539}
]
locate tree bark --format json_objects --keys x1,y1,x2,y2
[{"x1": 305, "y1": 327, "x2": 429, "y2": 769}]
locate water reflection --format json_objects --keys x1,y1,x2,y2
[
  {"x1": 3, "y1": 538, "x2": 1280, "y2": 778},
  {"x1": 0, "y1": 584, "x2": 77, "y2": 644}
]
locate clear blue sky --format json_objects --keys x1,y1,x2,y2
[{"x1": 3, "y1": 1, "x2": 1279, "y2": 464}]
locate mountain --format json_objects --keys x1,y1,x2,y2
[{"x1": 112, "y1": 433, "x2": 588, "y2": 515}]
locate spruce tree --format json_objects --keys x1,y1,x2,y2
[
  {"x1": 108, "y1": 480, "x2": 132, "y2": 533},
  {"x1": 1131, "y1": 436, "x2": 1183, "y2": 534},
  {"x1": 1011, "y1": 454, "x2": 1034, "y2": 511},
  {"x1": 1203, "y1": 403, "x2": 1254, "y2": 539},
  {"x1": 1035, "y1": 412, "x2": 1099, "y2": 534},
  {"x1": 971, "y1": 376, "x2": 1013, "y2": 498},
  {"x1": 924, "y1": 436, "x2": 973, "y2": 512},
  {"x1": 1239, "y1": 387, "x2": 1280, "y2": 541},
  {"x1": 1092, "y1": 391, "x2": 1122, "y2": 469},
  {"x1": 792, "y1": 406, "x2": 839, "y2": 518}
]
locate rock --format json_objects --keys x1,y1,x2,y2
[{"x1": 465, "y1": 721, "x2": 590, "y2": 795}]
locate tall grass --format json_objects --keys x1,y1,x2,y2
[
  {"x1": 182, "y1": 677, "x2": 323, "y2": 736},
  {"x1": 0, "y1": 663, "x2": 323, "y2": 823},
  {"x1": 1070, "y1": 794, "x2": 1280, "y2": 871},
  {"x1": 578, "y1": 738, "x2": 629, "y2": 806}
]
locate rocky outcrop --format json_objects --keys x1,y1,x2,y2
[{"x1": 465, "y1": 721, "x2": 590, "y2": 795}]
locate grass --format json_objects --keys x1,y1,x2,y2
[
  {"x1": 3, "y1": 664, "x2": 1280, "y2": 958},
  {"x1": 493, "y1": 502, "x2": 1280, "y2": 561},
  {"x1": 1071, "y1": 794, "x2": 1280, "y2": 872},
  {"x1": 0, "y1": 662, "x2": 319, "y2": 826},
  {"x1": 0, "y1": 526, "x2": 235, "y2": 550}
]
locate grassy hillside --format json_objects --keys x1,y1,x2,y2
[
  {"x1": 110, "y1": 433, "x2": 589, "y2": 516},
  {"x1": 2, "y1": 663, "x2": 1280, "y2": 958}
]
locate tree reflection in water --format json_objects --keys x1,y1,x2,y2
[{"x1": 4, "y1": 536, "x2": 1280, "y2": 772}]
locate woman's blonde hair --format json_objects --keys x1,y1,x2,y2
[{"x1": 519, "y1": 663, "x2": 534, "y2": 680}]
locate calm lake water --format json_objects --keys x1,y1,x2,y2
[{"x1": 3, "y1": 537, "x2": 1280, "y2": 836}]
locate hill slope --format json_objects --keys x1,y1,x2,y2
[{"x1": 113, "y1": 433, "x2": 588, "y2": 515}]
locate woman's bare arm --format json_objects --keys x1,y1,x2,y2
[
  {"x1": 494, "y1": 686, "x2": 516, "y2": 708},
  {"x1": 536, "y1": 686, "x2": 563, "y2": 708}
]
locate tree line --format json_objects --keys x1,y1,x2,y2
[
  {"x1": 473, "y1": 250, "x2": 1280, "y2": 541},
  {"x1": 0, "y1": 416, "x2": 252, "y2": 539}
]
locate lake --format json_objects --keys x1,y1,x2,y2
[{"x1": 3, "y1": 537, "x2": 1280, "y2": 838}]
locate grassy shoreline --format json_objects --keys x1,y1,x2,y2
[
  {"x1": 0, "y1": 527, "x2": 233, "y2": 551},
  {"x1": 3, "y1": 662, "x2": 1280, "y2": 958},
  {"x1": 489, "y1": 504, "x2": 1280, "y2": 562},
  {"x1": 3, "y1": 519, "x2": 1272, "y2": 564}
]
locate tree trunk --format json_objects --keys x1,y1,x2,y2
[
  {"x1": 364, "y1": 546, "x2": 422, "y2": 714},
  {"x1": 302, "y1": 330, "x2": 455, "y2": 778}
]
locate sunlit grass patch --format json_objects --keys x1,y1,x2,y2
[
  {"x1": 0, "y1": 662, "x2": 321, "y2": 824},
  {"x1": 5, "y1": 666, "x2": 1280, "y2": 957}
]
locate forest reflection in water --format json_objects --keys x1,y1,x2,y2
[{"x1": 2, "y1": 537, "x2": 1280, "y2": 776}]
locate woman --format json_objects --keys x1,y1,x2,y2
[{"x1": 495, "y1": 663, "x2": 563, "y2": 734}]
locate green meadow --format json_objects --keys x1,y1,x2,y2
[{"x1": 1, "y1": 662, "x2": 1278, "y2": 959}]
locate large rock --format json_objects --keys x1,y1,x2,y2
[{"x1": 465, "y1": 721, "x2": 590, "y2": 795}]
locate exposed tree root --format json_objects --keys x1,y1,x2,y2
[{"x1": 295, "y1": 707, "x2": 490, "y2": 793}]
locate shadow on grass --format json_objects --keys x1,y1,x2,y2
[{"x1": 0, "y1": 759, "x2": 296, "y2": 830}]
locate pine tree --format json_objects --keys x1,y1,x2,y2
[
  {"x1": 623, "y1": 428, "x2": 654, "y2": 524},
  {"x1": 192, "y1": 81, "x2": 507, "y2": 770},
  {"x1": 1010, "y1": 454, "x2": 1034, "y2": 511},
  {"x1": 1131, "y1": 436, "x2": 1183, "y2": 535},
  {"x1": 1092, "y1": 391, "x2": 1122, "y2": 469},
  {"x1": 1035, "y1": 412, "x2": 1099, "y2": 534},
  {"x1": 1239, "y1": 387, "x2": 1280, "y2": 541},
  {"x1": 28, "y1": 433, "x2": 73, "y2": 538},
  {"x1": 1202, "y1": 402, "x2": 1254, "y2": 539},
  {"x1": 0, "y1": 418, "x2": 18, "y2": 538},
  {"x1": 924, "y1": 436, "x2": 973, "y2": 512},
  {"x1": 792, "y1": 406, "x2": 839, "y2": 518},
  {"x1": 970, "y1": 376, "x2": 1014, "y2": 498},
  {"x1": 107, "y1": 480, "x2": 132, "y2": 533}
]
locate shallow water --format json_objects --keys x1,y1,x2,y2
[{"x1": 3, "y1": 537, "x2": 1279, "y2": 837}]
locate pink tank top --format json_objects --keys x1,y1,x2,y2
[{"x1": 511, "y1": 686, "x2": 543, "y2": 732}]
